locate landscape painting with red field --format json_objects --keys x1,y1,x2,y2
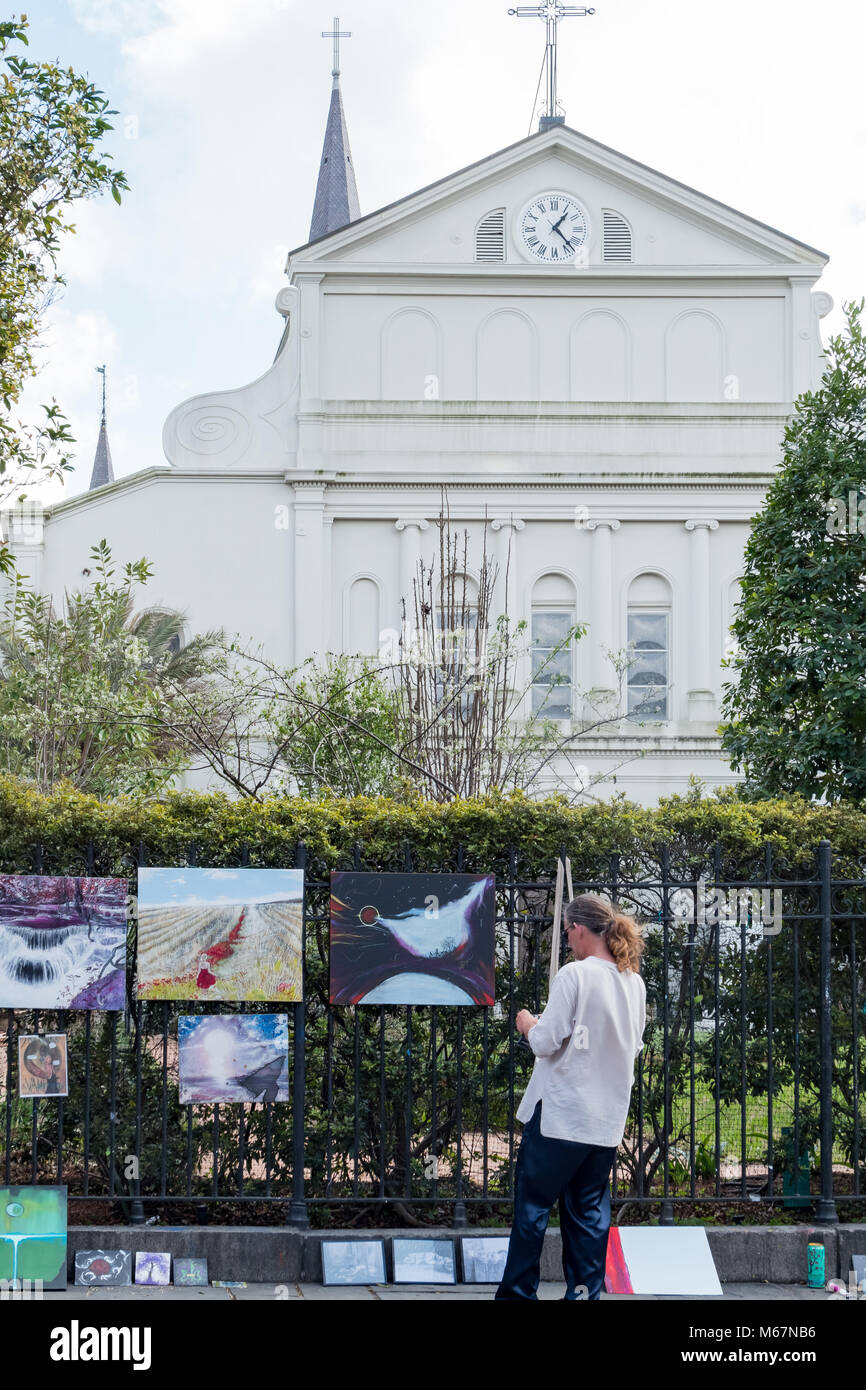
[{"x1": 136, "y1": 867, "x2": 303, "y2": 1002}]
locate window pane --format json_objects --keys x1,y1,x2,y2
[
  {"x1": 629, "y1": 652, "x2": 668, "y2": 681},
  {"x1": 533, "y1": 683, "x2": 571, "y2": 718},
  {"x1": 532, "y1": 611, "x2": 571, "y2": 646},
  {"x1": 532, "y1": 648, "x2": 571, "y2": 682},
  {"x1": 628, "y1": 612, "x2": 667, "y2": 649},
  {"x1": 436, "y1": 606, "x2": 477, "y2": 631},
  {"x1": 628, "y1": 686, "x2": 668, "y2": 718}
]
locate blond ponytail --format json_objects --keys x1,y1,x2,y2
[
  {"x1": 603, "y1": 909, "x2": 645, "y2": 973},
  {"x1": 564, "y1": 894, "x2": 645, "y2": 973}
]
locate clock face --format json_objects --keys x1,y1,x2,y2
[{"x1": 517, "y1": 191, "x2": 590, "y2": 263}]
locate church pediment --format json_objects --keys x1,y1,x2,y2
[{"x1": 288, "y1": 125, "x2": 826, "y2": 273}]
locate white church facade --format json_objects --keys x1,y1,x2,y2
[{"x1": 7, "y1": 69, "x2": 833, "y2": 804}]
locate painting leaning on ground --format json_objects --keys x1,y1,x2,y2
[
  {"x1": 0, "y1": 875, "x2": 127, "y2": 1010},
  {"x1": 0, "y1": 1186, "x2": 67, "y2": 1290},
  {"x1": 136, "y1": 867, "x2": 303, "y2": 1001}
]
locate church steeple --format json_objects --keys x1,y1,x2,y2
[
  {"x1": 309, "y1": 18, "x2": 361, "y2": 241},
  {"x1": 89, "y1": 364, "x2": 114, "y2": 490}
]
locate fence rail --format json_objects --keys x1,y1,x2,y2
[{"x1": 1, "y1": 837, "x2": 863, "y2": 1227}]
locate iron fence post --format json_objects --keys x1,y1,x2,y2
[
  {"x1": 288, "y1": 842, "x2": 310, "y2": 1228},
  {"x1": 815, "y1": 839, "x2": 838, "y2": 1224},
  {"x1": 129, "y1": 842, "x2": 146, "y2": 1226},
  {"x1": 659, "y1": 843, "x2": 674, "y2": 1227}
]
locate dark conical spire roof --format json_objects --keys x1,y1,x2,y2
[
  {"x1": 309, "y1": 73, "x2": 361, "y2": 241},
  {"x1": 89, "y1": 365, "x2": 114, "y2": 490},
  {"x1": 89, "y1": 416, "x2": 114, "y2": 490}
]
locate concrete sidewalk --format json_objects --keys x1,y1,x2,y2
[{"x1": 40, "y1": 1281, "x2": 834, "y2": 1301}]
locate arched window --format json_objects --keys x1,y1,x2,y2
[
  {"x1": 435, "y1": 572, "x2": 479, "y2": 713},
  {"x1": 724, "y1": 576, "x2": 743, "y2": 673},
  {"x1": 602, "y1": 209, "x2": 632, "y2": 263},
  {"x1": 531, "y1": 573, "x2": 577, "y2": 721},
  {"x1": 475, "y1": 208, "x2": 506, "y2": 262},
  {"x1": 436, "y1": 572, "x2": 479, "y2": 649},
  {"x1": 626, "y1": 573, "x2": 672, "y2": 721}
]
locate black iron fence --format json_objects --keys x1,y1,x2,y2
[{"x1": 1, "y1": 838, "x2": 864, "y2": 1227}]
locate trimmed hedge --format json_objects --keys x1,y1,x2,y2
[{"x1": 2, "y1": 777, "x2": 866, "y2": 879}]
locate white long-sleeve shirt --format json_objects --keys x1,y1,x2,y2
[{"x1": 516, "y1": 957, "x2": 647, "y2": 1146}]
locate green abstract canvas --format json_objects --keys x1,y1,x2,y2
[{"x1": 0, "y1": 1186, "x2": 67, "y2": 1289}]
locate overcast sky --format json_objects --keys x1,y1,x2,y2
[{"x1": 18, "y1": 0, "x2": 866, "y2": 500}]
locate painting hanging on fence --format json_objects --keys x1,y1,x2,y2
[
  {"x1": 137, "y1": 867, "x2": 303, "y2": 1002},
  {"x1": 461, "y1": 1236, "x2": 510, "y2": 1283},
  {"x1": 0, "y1": 1185, "x2": 67, "y2": 1289},
  {"x1": 173, "y1": 1257, "x2": 209, "y2": 1286},
  {"x1": 604, "y1": 1226, "x2": 722, "y2": 1296},
  {"x1": 18, "y1": 1034, "x2": 68, "y2": 1098},
  {"x1": 329, "y1": 872, "x2": 496, "y2": 1005},
  {"x1": 321, "y1": 1240, "x2": 387, "y2": 1286},
  {"x1": 392, "y1": 1237, "x2": 456, "y2": 1284},
  {"x1": 75, "y1": 1249, "x2": 132, "y2": 1286},
  {"x1": 134, "y1": 1251, "x2": 171, "y2": 1286},
  {"x1": 177, "y1": 1013, "x2": 289, "y2": 1103},
  {"x1": 0, "y1": 875, "x2": 127, "y2": 1010}
]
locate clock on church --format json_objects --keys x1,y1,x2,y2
[{"x1": 516, "y1": 190, "x2": 591, "y2": 263}]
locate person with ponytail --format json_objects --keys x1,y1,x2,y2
[{"x1": 495, "y1": 894, "x2": 646, "y2": 1302}]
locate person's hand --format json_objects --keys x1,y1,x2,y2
[{"x1": 516, "y1": 1008, "x2": 538, "y2": 1037}]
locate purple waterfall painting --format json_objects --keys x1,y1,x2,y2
[{"x1": 0, "y1": 875, "x2": 127, "y2": 1010}]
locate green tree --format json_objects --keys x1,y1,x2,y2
[
  {"x1": 720, "y1": 300, "x2": 866, "y2": 801},
  {"x1": 0, "y1": 14, "x2": 127, "y2": 561},
  {"x1": 0, "y1": 540, "x2": 220, "y2": 796}
]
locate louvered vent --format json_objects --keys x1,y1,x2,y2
[
  {"x1": 475, "y1": 208, "x2": 506, "y2": 262},
  {"x1": 602, "y1": 209, "x2": 632, "y2": 262}
]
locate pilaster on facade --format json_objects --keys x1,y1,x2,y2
[
  {"x1": 490, "y1": 516, "x2": 524, "y2": 627},
  {"x1": 585, "y1": 518, "x2": 621, "y2": 711},
  {"x1": 684, "y1": 518, "x2": 720, "y2": 723},
  {"x1": 293, "y1": 483, "x2": 328, "y2": 664},
  {"x1": 394, "y1": 517, "x2": 429, "y2": 624}
]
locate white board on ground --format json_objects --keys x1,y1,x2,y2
[{"x1": 618, "y1": 1226, "x2": 722, "y2": 1296}]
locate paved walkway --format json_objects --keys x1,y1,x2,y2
[{"x1": 42, "y1": 1281, "x2": 832, "y2": 1301}]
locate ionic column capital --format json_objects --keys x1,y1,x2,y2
[
  {"x1": 586, "y1": 518, "x2": 620, "y2": 533},
  {"x1": 395, "y1": 518, "x2": 429, "y2": 533},
  {"x1": 685, "y1": 518, "x2": 719, "y2": 532},
  {"x1": 491, "y1": 517, "x2": 525, "y2": 533}
]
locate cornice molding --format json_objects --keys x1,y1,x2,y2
[
  {"x1": 308, "y1": 264, "x2": 823, "y2": 285},
  {"x1": 40, "y1": 464, "x2": 773, "y2": 526}
]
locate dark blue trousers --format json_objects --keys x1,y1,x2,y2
[{"x1": 495, "y1": 1101, "x2": 616, "y2": 1301}]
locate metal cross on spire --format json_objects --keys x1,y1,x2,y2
[
  {"x1": 322, "y1": 16, "x2": 351, "y2": 80},
  {"x1": 95, "y1": 363, "x2": 107, "y2": 421},
  {"x1": 508, "y1": 3, "x2": 595, "y2": 130}
]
